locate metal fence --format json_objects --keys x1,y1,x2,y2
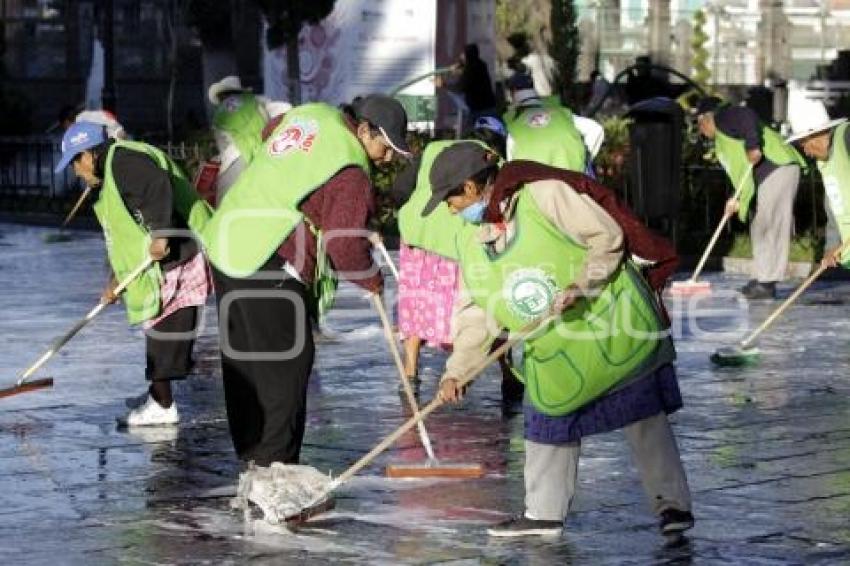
[{"x1": 0, "y1": 136, "x2": 205, "y2": 216}]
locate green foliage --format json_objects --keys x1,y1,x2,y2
[
  {"x1": 727, "y1": 231, "x2": 820, "y2": 263},
  {"x1": 496, "y1": 0, "x2": 533, "y2": 39},
  {"x1": 690, "y1": 9, "x2": 711, "y2": 91},
  {"x1": 371, "y1": 131, "x2": 432, "y2": 236},
  {"x1": 595, "y1": 116, "x2": 631, "y2": 181},
  {"x1": 549, "y1": 0, "x2": 580, "y2": 104}
]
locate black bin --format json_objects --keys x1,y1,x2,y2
[{"x1": 625, "y1": 97, "x2": 684, "y2": 237}]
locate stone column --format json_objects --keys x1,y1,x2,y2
[{"x1": 648, "y1": 0, "x2": 671, "y2": 66}]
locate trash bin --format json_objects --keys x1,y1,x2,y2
[{"x1": 625, "y1": 97, "x2": 684, "y2": 236}]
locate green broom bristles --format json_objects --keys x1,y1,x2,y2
[
  {"x1": 43, "y1": 233, "x2": 73, "y2": 243},
  {"x1": 710, "y1": 345, "x2": 761, "y2": 367}
]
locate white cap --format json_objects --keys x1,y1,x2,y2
[
  {"x1": 75, "y1": 109, "x2": 126, "y2": 139},
  {"x1": 208, "y1": 76, "x2": 251, "y2": 105},
  {"x1": 786, "y1": 92, "x2": 847, "y2": 143}
]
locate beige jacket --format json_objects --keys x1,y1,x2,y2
[{"x1": 444, "y1": 179, "x2": 625, "y2": 382}]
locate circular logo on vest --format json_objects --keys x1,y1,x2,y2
[
  {"x1": 526, "y1": 111, "x2": 551, "y2": 128},
  {"x1": 502, "y1": 268, "x2": 557, "y2": 320},
  {"x1": 268, "y1": 118, "x2": 319, "y2": 157}
]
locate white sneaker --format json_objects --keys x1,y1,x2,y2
[{"x1": 118, "y1": 395, "x2": 179, "y2": 427}]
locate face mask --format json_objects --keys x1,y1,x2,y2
[{"x1": 460, "y1": 200, "x2": 487, "y2": 223}]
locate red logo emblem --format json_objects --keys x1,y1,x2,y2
[{"x1": 267, "y1": 118, "x2": 319, "y2": 157}]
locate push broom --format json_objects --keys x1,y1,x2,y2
[
  {"x1": 284, "y1": 314, "x2": 557, "y2": 525},
  {"x1": 711, "y1": 238, "x2": 850, "y2": 367},
  {"x1": 43, "y1": 185, "x2": 93, "y2": 244},
  {"x1": 669, "y1": 165, "x2": 754, "y2": 296},
  {"x1": 0, "y1": 257, "x2": 153, "y2": 398},
  {"x1": 371, "y1": 242, "x2": 484, "y2": 479}
]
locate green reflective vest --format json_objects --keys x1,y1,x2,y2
[
  {"x1": 93, "y1": 140, "x2": 213, "y2": 324},
  {"x1": 201, "y1": 103, "x2": 371, "y2": 278},
  {"x1": 456, "y1": 190, "x2": 671, "y2": 416},
  {"x1": 212, "y1": 93, "x2": 268, "y2": 166},
  {"x1": 818, "y1": 122, "x2": 850, "y2": 266},
  {"x1": 504, "y1": 103, "x2": 587, "y2": 172},
  {"x1": 714, "y1": 121, "x2": 806, "y2": 222},
  {"x1": 397, "y1": 140, "x2": 484, "y2": 260}
]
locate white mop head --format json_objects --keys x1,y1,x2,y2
[{"x1": 232, "y1": 463, "x2": 333, "y2": 525}]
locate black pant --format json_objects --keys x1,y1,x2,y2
[
  {"x1": 212, "y1": 259, "x2": 315, "y2": 466},
  {"x1": 145, "y1": 306, "x2": 199, "y2": 382}
]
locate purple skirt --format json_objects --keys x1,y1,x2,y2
[{"x1": 524, "y1": 363, "x2": 683, "y2": 444}]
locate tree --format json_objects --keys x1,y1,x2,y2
[
  {"x1": 252, "y1": 0, "x2": 336, "y2": 104},
  {"x1": 690, "y1": 9, "x2": 711, "y2": 92},
  {"x1": 549, "y1": 0, "x2": 580, "y2": 104},
  {"x1": 187, "y1": 0, "x2": 238, "y2": 108}
]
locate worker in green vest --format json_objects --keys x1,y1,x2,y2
[
  {"x1": 200, "y1": 94, "x2": 409, "y2": 523},
  {"x1": 503, "y1": 71, "x2": 589, "y2": 173},
  {"x1": 423, "y1": 142, "x2": 693, "y2": 539},
  {"x1": 208, "y1": 75, "x2": 292, "y2": 203},
  {"x1": 695, "y1": 97, "x2": 806, "y2": 300},
  {"x1": 54, "y1": 121, "x2": 213, "y2": 427},
  {"x1": 786, "y1": 100, "x2": 850, "y2": 268},
  {"x1": 392, "y1": 118, "x2": 522, "y2": 403}
]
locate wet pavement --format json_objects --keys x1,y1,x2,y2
[{"x1": 1, "y1": 223, "x2": 849, "y2": 565}]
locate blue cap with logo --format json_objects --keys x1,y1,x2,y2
[{"x1": 54, "y1": 121, "x2": 108, "y2": 173}]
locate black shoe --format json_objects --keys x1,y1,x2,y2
[
  {"x1": 739, "y1": 279, "x2": 758, "y2": 294},
  {"x1": 659, "y1": 509, "x2": 694, "y2": 536},
  {"x1": 487, "y1": 515, "x2": 563, "y2": 537},
  {"x1": 742, "y1": 281, "x2": 776, "y2": 300}
]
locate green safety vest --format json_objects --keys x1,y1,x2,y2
[
  {"x1": 212, "y1": 93, "x2": 268, "y2": 166},
  {"x1": 714, "y1": 122, "x2": 806, "y2": 223},
  {"x1": 93, "y1": 140, "x2": 213, "y2": 324},
  {"x1": 504, "y1": 103, "x2": 587, "y2": 172},
  {"x1": 818, "y1": 122, "x2": 850, "y2": 266},
  {"x1": 456, "y1": 189, "x2": 671, "y2": 416},
  {"x1": 201, "y1": 102, "x2": 371, "y2": 278},
  {"x1": 397, "y1": 139, "x2": 486, "y2": 260}
]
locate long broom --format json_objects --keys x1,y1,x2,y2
[
  {"x1": 372, "y1": 293, "x2": 485, "y2": 479},
  {"x1": 0, "y1": 257, "x2": 154, "y2": 398},
  {"x1": 711, "y1": 238, "x2": 850, "y2": 366},
  {"x1": 670, "y1": 165, "x2": 753, "y2": 296},
  {"x1": 372, "y1": 242, "x2": 484, "y2": 478},
  {"x1": 43, "y1": 185, "x2": 94, "y2": 244},
  {"x1": 285, "y1": 314, "x2": 557, "y2": 524}
]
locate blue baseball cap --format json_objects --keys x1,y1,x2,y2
[
  {"x1": 54, "y1": 121, "x2": 108, "y2": 173},
  {"x1": 473, "y1": 116, "x2": 507, "y2": 137}
]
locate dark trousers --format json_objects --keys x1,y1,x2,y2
[
  {"x1": 211, "y1": 259, "x2": 315, "y2": 466},
  {"x1": 145, "y1": 306, "x2": 199, "y2": 382}
]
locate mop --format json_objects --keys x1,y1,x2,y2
[
  {"x1": 371, "y1": 242, "x2": 484, "y2": 479},
  {"x1": 43, "y1": 186, "x2": 93, "y2": 243},
  {"x1": 280, "y1": 315, "x2": 556, "y2": 526},
  {"x1": 711, "y1": 239, "x2": 850, "y2": 366},
  {"x1": 0, "y1": 257, "x2": 153, "y2": 398},
  {"x1": 669, "y1": 165, "x2": 753, "y2": 296}
]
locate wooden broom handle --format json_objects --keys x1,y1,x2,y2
[
  {"x1": 371, "y1": 293, "x2": 436, "y2": 461},
  {"x1": 16, "y1": 257, "x2": 154, "y2": 387},
  {"x1": 324, "y1": 314, "x2": 554, "y2": 492},
  {"x1": 741, "y1": 239, "x2": 850, "y2": 350},
  {"x1": 690, "y1": 165, "x2": 753, "y2": 283},
  {"x1": 375, "y1": 241, "x2": 400, "y2": 281}
]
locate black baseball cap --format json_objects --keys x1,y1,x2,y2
[
  {"x1": 694, "y1": 96, "x2": 723, "y2": 116},
  {"x1": 422, "y1": 142, "x2": 496, "y2": 217},
  {"x1": 352, "y1": 94, "x2": 411, "y2": 156}
]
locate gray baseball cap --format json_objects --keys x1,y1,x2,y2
[{"x1": 422, "y1": 142, "x2": 495, "y2": 217}]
